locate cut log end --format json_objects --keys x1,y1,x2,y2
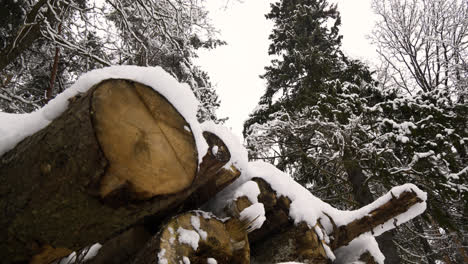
[
  {"x1": 133, "y1": 211, "x2": 250, "y2": 264},
  {"x1": 0, "y1": 78, "x2": 242, "y2": 263},
  {"x1": 91, "y1": 79, "x2": 198, "y2": 200}
]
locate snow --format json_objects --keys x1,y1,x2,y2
[
  {"x1": 158, "y1": 248, "x2": 168, "y2": 264},
  {"x1": 206, "y1": 257, "x2": 217, "y2": 264},
  {"x1": 233, "y1": 180, "x2": 261, "y2": 204},
  {"x1": 445, "y1": 128, "x2": 455, "y2": 135},
  {"x1": 193, "y1": 209, "x2": 217, "y2": 220},
  {"x1": 397, "y1": 135, "x2": 409, "y2": 143},
  {"x1": 182, "y1": 256, "x2": 191, "y2": 264},
  {"x1": 199, "y1": 121, "x2": 252, "y2": 214},
  {"x1": 409, "y1": 151, "x2": 435, "y2": 168},
  {"x1": 85, "y1": 244, "x2": 102, "y2": 260},
  {"x1": 239, "y1": 203, "x2": 266, "y2": 232},
  {"x1": 177, "y1": 227, "x2": 200, "y2": 250},
  {"x1": 0, "y1": 66, "x2": 208, "y2": 162},
  {"x1": 200, "y1": 121, "x2": 248, "y2": 172},
  {"x1": 191, "y1": 215, "x2": 208, "y2": 240},
  {"x1": 346, "y1": 183, "x2": 427, "y2": 237},
  {"x1": 323, "y1": 244, "x2": 335, "y2": 261},
  {"x1": 207, "y1": 160, "x2": 427, "y2": 260},
  {"x1": 0, "y1": 111, "x2": 49, "y2": 156},
  {"x1": 334, "y1": 234, "x2": 385, "y2": 264},
  {"x1": 205, "y1": 177, "x2": 266, "y2": 232},
  {"x1": 212, "y1": 145, "x2": 219, "y2": 155},
  {"x1": 314, "y1": 225, "x2": 324, "y2": 241},
  {"x1": 448, "y1": 166, "x2": 468, "y2": 180},
  {"x1": 381, "y1": 119, "x2": 416, "y2": 135},
  {"x1": 169, "y1": 226, "x2": 175, "y2": 244},
  {"x1": 58, "y1": 243, "x2": 102, "y2": 264},
  {"x1": 0, "y1": 66, "x2": 432, "y2": 263},
  {"x1": 206, "y1": 258, "x2": 218, "y2": 264}
]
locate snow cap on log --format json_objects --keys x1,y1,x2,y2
[
  {"x1": 217, "y1": 161, "x2": 427, "y2": 235},
  {"x1": 0, "y1": 66, "x2": 208, "y2": 161},
  {"x1": 206, "y1": 161, "x2": 428, "y2": 263},
  {"x1": 201, "y1": 121, "x2": 249, "y2": 173},
  {"x1": 0, "y1": 67, "x2": 244, "y2": 263}
]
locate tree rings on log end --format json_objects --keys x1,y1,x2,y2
[
  {"x1": 91, "y1": 79, "x2": 198, "y2": 200},
  {"x1": 133, "y1": 211, "x2": 250, "y2": 264}
]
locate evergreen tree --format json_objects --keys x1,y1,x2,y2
[
  {"x1": 363, "y1": 88, "x2": 468, "y2": 263},
  {"x1": 245, "y1": 1, "x2": 468, "y2": 262},
  {"x1": 370, "y1": 0, "x2": 468, "y2": 261},
  {"x1": 244, "y1": 0, "x2": 376, "y2": 200},
  {"x1": 244, "y1": 0, "x2": 403, "y2": 262}
]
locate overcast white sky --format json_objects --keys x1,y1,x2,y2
[{"x1": 196, "y1": 0, "x2": 378, "y2": 140}]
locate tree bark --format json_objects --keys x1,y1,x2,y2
[
  {"x1": 236, "y1": 178, "x2": 331, "y2": 263},
  {"x1": 413, "y1": 218, "x2": 437, "y2": 264},
  {"x1": 86, "y1": 226, "x2": 152, "y2": 264},
  {"x1": 251, "y1": 222, "x2": 330, "y2": 264},
  {"x1": 0, "y1": 79, "x2": 239, "y2": 263},
  {"x1": 331, "y1": 190, "x2": 424, "y2": 250}
]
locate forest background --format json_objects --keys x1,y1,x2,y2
[{"x1": 0, "y1": 0, "x2": 466, "y2": 263}]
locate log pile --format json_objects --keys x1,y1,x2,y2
[
  {"x1": 0, "y1": 78, "x2": 239, "y2": 263},
  {"x1": 0, "y1": 69, "x2": 428, "y2": 264},
  {"x1": 229, "y1": 178, "x2": 424, "y2": 263}
]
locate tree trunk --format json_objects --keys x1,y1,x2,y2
[
  {"x1": 0, "y1": 79, "x2": 239, "y2": 263},
  {"x1": 343, "y1": 153, "x2": 402, "y2": 264},
  {"x1": 413, "y1": 218, "x2": 437, "y2": 264}
]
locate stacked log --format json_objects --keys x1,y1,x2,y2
[
  {"x1": 228, "y1": 178, "x2": 425, "y2": 264},
  {"x1": 0, "y1": 79, "x2": 239, "y2": 263},
  {"x1": 0, "y1": 75, "x2": 427, "y2": 264}
]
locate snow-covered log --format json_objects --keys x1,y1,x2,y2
[
  {"x1": 132, "y1": 211, "x2": 250, "y2": 264},
  {"x1": 0, "y1": 69, "x2": 240, "y2": 263},
  {"x1": 227, "y1": 178, "x2": 332, "y2": 263},
  {"x1": 0, "y1": 66, "x2": 431, "y2": 264},
  {"x1": 330, "y1": 188, "x2": 425, "y2": 250},
  {"x1": 217, "y1": 162, "x2": 427, "y2": 264}
]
